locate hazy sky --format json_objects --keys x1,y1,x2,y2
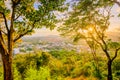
[
  {"x1": 5, "y1": 0, "x2": 120, "y2": 37},
  {"x1": 109, "y1": 4, "x2": 120, "y2": 29},
  {"x1": 29, "y1": 28, "x2": 59, "y2": 37},
  {"x1": 32, "y1": 4, "x2": 120, "y2": 37}
]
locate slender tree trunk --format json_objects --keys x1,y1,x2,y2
[
  {"x1": 2, "y1": 54, "x2": 13, "y2": 80},
  {"x1": 0, "y1": 46, "x2": 13, "y2": 80},
  {"x1": 107, "y1": 60, "x2": 112, "y2": 80}
]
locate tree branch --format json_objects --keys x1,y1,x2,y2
[
  {"x1": 90, "y1": 30, "x2": 111, "y2": 60},
  {"x1": 15, "y1": 0, "x2": 21, "y2": 6},
  {"x1": 14, "y1": 13, "x2": 22, "y2": 21},
  {"x1": 12, "y1": 0, "x2": 21, "y2": 7},
  {"x1": 13, "y1": 21, "x2": 36, "y2": 42},
  {"x1": 0, "y1": 12, "x2": 9, "y2": 32},
  {"x1": 0, "y1": 31, "x2": 8, "y2": 54},
  {"x1": 0, "y1": 25, "x2": 7, "y2": 35},
  {"x1": 93, "y1": 19, "x2": 111, "y2": 60},
  {"x1": 1, "y1": 30, "x2": 7, "y2": 35},
  {"x1": 111, "y1": 47, "x2": 120, "y2": 62}
]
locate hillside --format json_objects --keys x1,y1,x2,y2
[{"x1": 22, "y1": 35, "x2": 67, "y2": 43}]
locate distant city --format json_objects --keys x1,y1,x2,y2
[{"x1": 13, "y1": 35, "x2": 90, "y2": 54}]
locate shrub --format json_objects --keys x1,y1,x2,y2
[{"x1": 25, "y1": 67, "x2": 50, "y2": 80}]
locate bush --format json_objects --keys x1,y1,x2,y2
[{"x1": 25, "y1": 67, "x2": 50, "y2": 80}]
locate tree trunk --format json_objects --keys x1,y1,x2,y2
[
  {"x1": 0, "y1": 47, "x2": 13, "y2": 80},
  {"x1": 107, "y1": 60, "x2": 112, "y2": 80}
]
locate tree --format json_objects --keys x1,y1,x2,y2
[
  {"x1": 59, "y1": 0, "x2": 120, "y2": 80},
  {"x1": 0, "y1": 0, "x2": 66, "y2": 80}
]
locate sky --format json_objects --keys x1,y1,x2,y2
[
  {"x1": 32, "y1": 3, "x2": 120, "y2": 37},
  {"x1": 28, "y1": 28, "x2": 59, "y2": 37},
  {"x1": 5, "y1": 0, "x2": 120, "y2": 37},
  {"x1": 109, "y1": 4, "x2": 120, "y2": 30}
]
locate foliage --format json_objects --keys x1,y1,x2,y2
[
  {"x1": 0, "y1": 49, "x2": 119, "y2": 79},
  {"x1": 25, "y1": 67, "x2": 50, "y2": 80},
  {"x1": 0, "y1": 0, "x2": 120, "y2": 80},
  {"x1": 13, "y1": 50, "x2": 102, "y2": 79},
  {"x1": 0, "y1": 0, "x2": 67, "y2": 79},
  {"x1": 58, "y1": 0, "x2": 120, "y2": 80},
  {"x1": 0, "y1": 67, "x2": 3, "y2": 80},
  {"x1": 13, "y1": 65, "x2": 21, "y2": 80}
]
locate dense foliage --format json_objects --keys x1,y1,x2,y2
[
  {"x1": 0, "y1": 0, "x2": 120, "y2": 80},
  {"x1": 0, "y1": 0, "x2": 66, "y2": 80},
  {"x1": 58, "y1": 0, "x2": 120, "y2": 80},
  {"x1": 0, "y1": 50, "x2": 120, "y2": 80}
]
